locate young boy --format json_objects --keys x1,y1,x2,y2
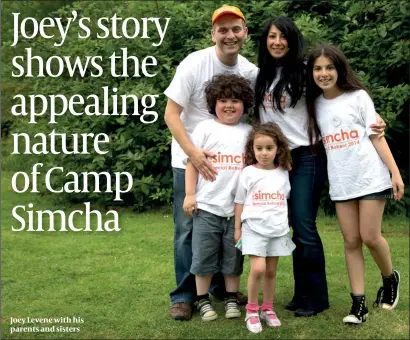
[{"x1": 182, "y1": 74, "x2": 254, "y2": 321}]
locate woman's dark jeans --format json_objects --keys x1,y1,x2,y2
[{"x1": 289, "y1": 145, "x2": 329, "y2": 311}]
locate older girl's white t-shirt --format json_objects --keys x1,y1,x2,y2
[{"x1": 315, "y1": 90, "x2": 392, "y2": 200}]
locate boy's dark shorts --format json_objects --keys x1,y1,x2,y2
[{"x1": 190, "y1": 209, "x2": 243, "y2": 276}]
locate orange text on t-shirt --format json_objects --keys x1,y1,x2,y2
[{"x1": 322, "y1": 129, "x2": 359, "y2": 145}]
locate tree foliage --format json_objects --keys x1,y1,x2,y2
[{"x1": 2, "y1": 0, "x2": 408, "y2": 214}]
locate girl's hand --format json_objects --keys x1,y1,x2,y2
[
  {"x1": 392, "y1": 172, "x2": 405, "y2": 201},
  {"x1": 234, "y1": 229, "x2": 241, "y2": 244},
  {"x1": 183, "y1": 195, "x2": 197, "y2": 216}
]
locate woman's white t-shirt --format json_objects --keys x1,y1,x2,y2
[{"x1": 258, "y1": 68, "x2": 311, "y2": 149}]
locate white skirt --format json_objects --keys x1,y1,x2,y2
[{"x1": 241, "y1": 222, "x2": 295, "y2": 257}]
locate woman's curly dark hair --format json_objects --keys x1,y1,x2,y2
[
  {"x1": 244, "y1": 122, "x2": 292, "y2": 170},
  {"x1": 205, "y1": 74, "x2": 254, "y2": 115}
]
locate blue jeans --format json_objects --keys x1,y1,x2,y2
[
  {"x1": 289, "y1": 145, "x2": 329, "y2": 311},
  {"x1": 170, "y1": 168, "x2": 225, "y2": 305}
]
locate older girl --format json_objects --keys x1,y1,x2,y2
[{"x1": 305, "y1": 44, "x2": 403, "y2": 325}]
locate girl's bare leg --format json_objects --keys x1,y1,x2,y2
[{"x1": 336, "y1": 201, "x2": 364, "y2": 294}]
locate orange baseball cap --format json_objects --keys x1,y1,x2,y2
[{"x1": 212, "y1": 5, "x2": 246, "y2": 25}]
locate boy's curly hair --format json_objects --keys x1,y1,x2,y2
[
  {"x1": 244, "y1": 122, "x2": 292, "y2": 170},
  {"x1": 205, "y1": 74, "x2": 254, "y2": 115}
]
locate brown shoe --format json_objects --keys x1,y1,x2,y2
[
  {"x1": 169, "y1": 302, "x2": 192, "y2": 321},
  {"x1": 237, "y1": 291, "x2": 248, "y2": 305}
]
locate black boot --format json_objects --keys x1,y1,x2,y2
[
  {"x1": 374, "y1": 269, "x2": 400, "y2": 310},
  {"x1": 343, "y1": 293, "x2": 368, "y2": 325}
]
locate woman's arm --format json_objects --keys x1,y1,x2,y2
[
  {"x1": 370, "y1": 113, "x2": 387, "y2": 138},
  {"x1": 370, "y1": 135, "x2": 404, "y2": 200}
]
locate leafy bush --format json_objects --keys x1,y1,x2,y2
[{"x1": 2, "y1": 0, "x2": 408, "y2": 214}]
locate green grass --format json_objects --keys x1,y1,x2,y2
[{"x1": 1, "y1": 170, "x2": 409, "y2": 339}]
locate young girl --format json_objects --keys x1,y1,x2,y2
[
  {"x1": 234, "y1": 123, "x2": 295, "y2": 333},
  {"x1": 305, "y1": 44, "x2": 404, "y2": 325}
]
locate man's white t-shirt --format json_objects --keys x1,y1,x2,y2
[
  {"x1": 234, "y1": 165, "x2": 291, "y2": 237},
  {"x1": 164, "y1": 46, "x2": 258, "y2": 169},
  {"x1": 315, "y1": 90, "x2": 392, "y2": 200},
  {"x1": 189, "y1": 119, "x2": 251, "y2": 217},
  {"x1": 258, "y1": 68, "x2": 311, "y2": 149}
]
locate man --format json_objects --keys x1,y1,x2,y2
[{"x1": 164, "y1": 5, "x2": 258, "y2": 321}]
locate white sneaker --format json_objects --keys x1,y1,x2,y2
[
  {"x1": 225, "y1": 298, "x2": 241, "y2": 319},
  {"x1": 374, "y1": 269, "x2": 400, "y2": 310},
  {"x1": 245, "y1": 312, "x2": 262, "y2": 333},
  {"x1": 343, "y1": 293, "x2": 368, "y2": 325},
  {"x1": 198, "y1": 299, "x2": 218, "y2": 322},
  {"x1": 260, "y1": 310, "x2": 281, "y2": 327}
]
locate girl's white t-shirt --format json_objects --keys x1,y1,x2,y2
[
  {"x1": 315, "y1": 90, "x2": 392, "y2": 200},
  {"x1": 234, "y1": 165, "x2": 290, "y2": 237},
  {"x1": 258, "y1": 68, "x2": 311, "y2": 149},
  {"x1": 189, "y1": 119, "x2": 252, "y2": 217}
]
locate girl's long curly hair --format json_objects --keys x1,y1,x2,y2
[{"x1": 244, "y1": 122, "x2": 292, "y2": 170}]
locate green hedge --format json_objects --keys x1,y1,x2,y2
[{"x1": 2, "y1": 0, "x2": 408, "y2": 214}]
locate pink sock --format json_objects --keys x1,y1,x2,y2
[
  {"x1": 261, "y1": 301, "x2": 273, "y2": 312},
  {"x1": 246, "y1": 302, "x2": 259, "y2": 314}
]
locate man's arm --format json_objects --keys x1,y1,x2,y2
[{"x1": 164, "y1": 98, "x2": 217, "y2": 181}]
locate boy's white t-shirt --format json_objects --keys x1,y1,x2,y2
[
  {"x1": 234, "y1": 165, "x2": 291, "y2": 237},
  {"x1": 315, "y1": 89, "x2": 392, "y2": 200},
  {"x1": 189, "y1": 119, "x2": 252, "y2": 217},
  {"x1": 164, "y1": 46, "x2": 258, "y2": 169},
  {"x1": 258, "y1": 68, "x2": 311, "y2": 149}
]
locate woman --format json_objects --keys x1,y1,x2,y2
[{"x1": 253, "y1": 16, "x2": 385, "y2": 317}]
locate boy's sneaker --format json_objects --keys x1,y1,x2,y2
[
  {"x1": 260, "y1": 310, "x2": 281, "y2": 327},
  {"x1": 198, "y1": 298, "x2": 218, "y2": 322},
  {"x1": 245, "y1": 312, "x2": 262, "y2": 333},
  {"x1": 343, "y1": 293, "x2": 368, "y2": 325},
  {"x1": 373, "y1": 269, "x2": 400, "y2": 310},
  {"x1": 211, "y1": 290, "x2": 248, "y2": 305},
  {"x1": 225, "y1": 297, "x2": 241, "y2": 319}
]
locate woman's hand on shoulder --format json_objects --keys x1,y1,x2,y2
[{"x1": 370, "y1": 112, "x2": 386, "y2": 138}]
